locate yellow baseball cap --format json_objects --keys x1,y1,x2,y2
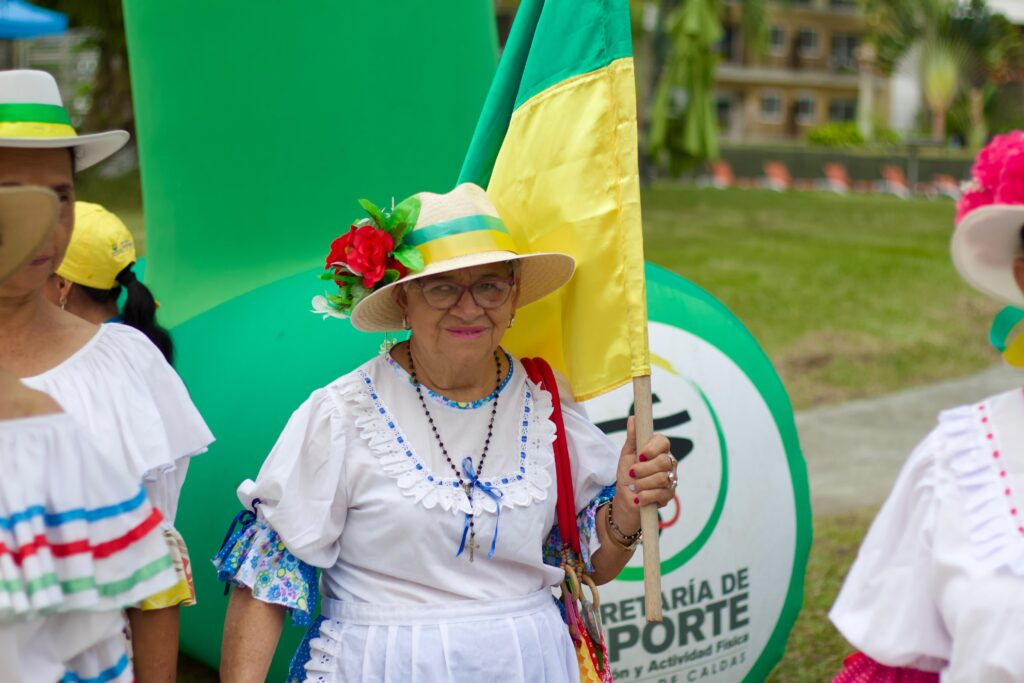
[{"x1": 58, "y1": 201, "x2": 136, "y2": 289}]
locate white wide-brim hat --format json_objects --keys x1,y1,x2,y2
[
  {"x1": 0, "y1": 186, "x2": 59, "y2": 284},
  {"x1": 0, "y1": 70, "x2": 128, "y2": 171},
  {"x1": 951, "y1": 205, "x2": 1024, "y2": 307},
  {"x1": 350, "y1": 183, "x2": 575, "y2": 332}
]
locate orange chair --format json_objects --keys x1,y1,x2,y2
[
  {"x1": 879, "y1": 165, "x2": 910, "y2": 198},
  {"x1": 761, "y1": 161, "x2": 792, "y2": 191},
  {"x1": 932, "y1": 174, "x2": 961, "y2": 200},
  {"x1": 821, "y1": 163, "x2": 851, "y2": 194},
  {"x1": 710, "y1": 161, "x2": 735, "y2": 189}
]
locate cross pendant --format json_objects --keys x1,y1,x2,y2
[{"x1": 467, "y1": 533, "x2": 480, "y2": 562}]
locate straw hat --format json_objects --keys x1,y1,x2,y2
[
  {"x1": 949, "y1": 131, "x2": 1024, "y2": 307},
  {"x1": 348, "y1": 183, "x2": 575, "y2": 332},
  {"x1": 951, "y1": 205, "x2": 1024, "y2": 307},
  {"x1": 0, "y1": 70, "x2": 128, "y2": 171},
  {"x1": 0, "y1": 186, "x2": 60, "y2": 284},
  {"x1": 57, "y1": 201, "x2": 135, "y2": 289}
]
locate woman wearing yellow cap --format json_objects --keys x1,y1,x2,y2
[{"x1": 47, "y1": 201, "x2": 173, "y2": 364}]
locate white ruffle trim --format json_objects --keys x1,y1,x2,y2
[
  {"x1": 0, "y1": 414, "x2": 178, "y2": 620},
  {"x1": 335, "y1": 371, "x2": 554, "y2": 516},
  {"x1": 940, "y1": 403, "x2": 1024, "y2": 574},
  {"x1": 21, "y1": 323, "x2": 214, "y2": 483}
]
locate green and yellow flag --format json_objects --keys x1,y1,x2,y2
[{"x1": 460, "y1": 0, "x2": 649, "y2": 401}]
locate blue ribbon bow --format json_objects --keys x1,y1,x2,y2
[
  {"x1": 218, "y1": 498, "x2": 262, "y2": 595},
  {"x1": 456, "y1": 457, "x2": 503, "y2": 560}
]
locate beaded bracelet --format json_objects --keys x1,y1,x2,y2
[{"x1": 606, "y1": 503, "x2": 642, "y2": 551}]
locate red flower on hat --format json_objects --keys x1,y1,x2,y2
[
  {"x1": 326, "y1": 224, "x2": 395, "y2": 288},
  {"x1": 316, "y1": 195, "x2": 424, "y2": 319},
  {"x1": 325, "y1": 226, "x2": 357, "y2": 270}
]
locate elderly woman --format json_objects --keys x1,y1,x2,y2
[
  {"x1": 830, "y1": 132, "x2": 1024, "y2": 682},
  {"x1": 215, "y1": 183, "x2": 677, "y2": 682}
]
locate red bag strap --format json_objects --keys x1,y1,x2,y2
[{"x1": 522, "y1": 357, "x2": 581, "y2": 557}]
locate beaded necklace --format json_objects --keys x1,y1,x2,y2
[{"x1": 408, "y1": 344, "x2": 502, "y2": 561}]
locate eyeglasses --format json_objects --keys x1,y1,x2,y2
[{"x1": 411, "y1": 277, "x2": 516, "y2": 310}]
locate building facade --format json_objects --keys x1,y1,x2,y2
[{"x1": 714, "y1": 0, "x2": 888, "y2": 142}]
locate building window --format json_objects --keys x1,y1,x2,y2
[
  {"x1": 795, "y1": 94, "x2": 816, "y2": 124},
  {"x1": 769, "y1": 25, "x2": 786, "y2": 55},
  {"x1": 716, "y1": 24, "x2": 737, "y2": 62},
  {"x1": 715, "y1": 93, "x2": 734, "y2": 132},
  {"x1": 797, "y1": 28, "x2": 819, "y2": 57},
  {"x1": 829, "y1": 98, "x2": 857, "y2": 122},
  {"x1": 831, "y1": 34, "x2": 859, "y2": 72},
  {"x1": 761, "y1": 92, "x2": 783, "y2": 123}
]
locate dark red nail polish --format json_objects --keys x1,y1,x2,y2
[
  {"x1": 634, "y1": 497, "x2": 640, "y2": 505},
  {"x1": 629, "y1": 468, "x2": 636, "y2": 478},
  {"x1": 638, "y1": 455, "x2": 647, "y2": 462}
]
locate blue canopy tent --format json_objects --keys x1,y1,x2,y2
[
  {"x1": 0, "y1": 0, "x2": 67, "y2": 69},
  {"x1": 0, "y1": 0, "x2": 66, "y2": 39}
]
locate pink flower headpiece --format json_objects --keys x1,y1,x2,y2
[{"x1": 957, "y1": 131, "x2": 1024, "y2": 223}]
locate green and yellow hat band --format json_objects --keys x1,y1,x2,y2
[
  {"x1": 0, "y1": 103, "x2": 77, "y2": 138},
  {"x1": 404, "y1": 214, "x2": 519, "y2": 265}
]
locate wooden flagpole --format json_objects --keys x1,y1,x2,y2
[{"x1": 633, "y1": 374, "x2": 662, "y2": 622}]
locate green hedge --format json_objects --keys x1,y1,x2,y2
[{"x1": 716, "y1": 144, "x2": 973, "y2": 182}]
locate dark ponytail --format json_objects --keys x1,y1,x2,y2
[
  {"x1": 80, "y1": 265, "x2": 174, "y2": 365},
  {"x1": 114, "y1": 267, "x2": 174, "y2": 365}
]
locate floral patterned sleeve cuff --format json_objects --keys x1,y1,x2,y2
[
  {"x1": 212, "y1": 514, "x2": 318, "y2": 626},
  {"x1": 543, "y1": 484, "x2": 617, "y2": 574}
]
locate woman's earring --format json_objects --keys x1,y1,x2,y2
[
  {"x1": 59, "y1": 296, "x2": 67, "y2": 311},
  {"x1": 402, "y1": 315, "x2": 411, "y2": 330},
  {"x1": 380, "y1": 331, "x2": 396, "y2": 354},
  {"x1": 507, "y1": 314, "x2": 515, "y2": 329}
]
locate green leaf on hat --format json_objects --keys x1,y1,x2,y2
[
  {"x1": 380, "y1": 268, "x2": 401, "y2": 286},
  {"x1": 348, "y1": 282, "x2": 371, "y2": 308},
  {"x1": 389, "y1": 196, "x2": 421, "y2": 244},
  {"x1": 358, "y1": 199, "x2": 387, "y2": 230},
  {"x1": 326, "y1": 292, "x2": 348, "y2": 308},
  {"x1": 392, "y1": 244, "x2": 424, "y2": 272}
]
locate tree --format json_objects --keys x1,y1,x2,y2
[
  {"x1": 35, "y1": 0, "x2": 133, "y2": 136},
  {"x1": 862, "y1": 0, "x2": 1024, "y2": 146},
  {"x1": 948, "y1": 0, "x2": 1024, "y2": 147},
  {"x1": 645, "y1": 0, "x2": 773, "y2": 173}
]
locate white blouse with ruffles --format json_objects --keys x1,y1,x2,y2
[
  {"x1": 20, "y1": 323, "x2": 214, "y2": 524},
  {"x1": 830, "y1": 387, "x2": 1024, "y2": 682},
  {"x1": 238, "y1": 352, "x2": 618, "y2": 605},
  {"x1": 0, "y1": 412, "x2": 180, "y2": 683}
]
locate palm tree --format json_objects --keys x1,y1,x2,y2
[
  {"x1": 863, "y1": 0, "x2": 1024, "y2": 146},
  {"x1": 921, "y1": 37, "x2": 964, "y2": 141},
  {"x1": 645, "y1": 0, "x2": 770, "y2": 172},
  {"x1": 949, "y1": 0, "x2": 1024, "y2": 148}
]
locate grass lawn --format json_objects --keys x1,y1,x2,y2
[
  {"x1": 766, "y1": 511, "x2": 874, "y2": 682},
  {"x1": 643, "y1": 186, "x2": 1002, "y2": 409},
  {"x1": 67, "y1": 177, "x2": 989, "y2": 680}
]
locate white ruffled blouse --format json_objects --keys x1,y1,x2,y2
[
  {"x1": 0, "y1": 412, "x2": 180, "y2": 683},
  {"x1": 20, "y1": 323, "x2": 214, "y2": 524},
  {"x1": 238, "y1": 352, "x2": 619, "y2": 605},
  {"x1": 830, "y1": 387, "x2": 1024, "y2": 682}
]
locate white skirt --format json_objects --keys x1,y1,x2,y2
[{"x1": 301, "y1": 589, "x2": 579, "y2": 683}]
